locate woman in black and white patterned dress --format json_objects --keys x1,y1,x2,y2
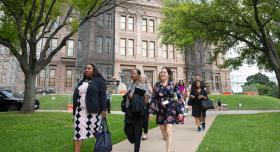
[{"x1": 73, "y1": 63, "x2": 107, "y2": 152}]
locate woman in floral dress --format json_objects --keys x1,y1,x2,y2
[{"x1": 150, "y1": 67, "x2": 184, "y2": 152}]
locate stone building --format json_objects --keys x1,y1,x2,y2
[
  {"x1": 185, "y1": 40, "x2": 232, "y2": 94},
  {"x1": 0, "y1": 0, "x2": 231, "y2": 94},
  {"x1": 0, "y1": 46, "x2": 24, "y2": 92},
  {"x1": 77, "y1": 0, "x2": 186, "y2": 87}
]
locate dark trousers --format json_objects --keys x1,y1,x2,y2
[
  {"x1": 106, "y1": 99, "x2": 111, "y2": 113},
  {"x1": 124, "y1": 117, "x2": 144, "y2": 152},
  {"x1": 143, "y1": 109, "x2": 149, "y2": 134}
]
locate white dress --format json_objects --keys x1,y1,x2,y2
[{"x1": 73, "y1": 81, "x2": 102, "y2": 140}]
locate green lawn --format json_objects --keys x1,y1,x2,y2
[
  {"x1": 198, "y1": 113, "x2": 280, "y2": 152},
  {"x1": 0, "y1": 112, "x2": 156, "y2": 152},
  {"x1": 38, "y1": 94, "x2": 280, "y2": 111},
  {"x1": 38, "y1": 95, "x2": 72, "y2": 110},
  {"x1": 210, "y1": 95, "x2": 280, "y2": 110}
]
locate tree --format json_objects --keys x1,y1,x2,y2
[
  {"x1": 244, "y1": 72, "x2": 275, "y2": 86},
  {"x1": 159, "y1": 0, "x2": 280, "y2": 97},
  {"x1": 244, "y1": 72, "x2": 278, "y2": 97},
  {"x1": 0, "y1": 0, "x2": 134, "y2": 113}
]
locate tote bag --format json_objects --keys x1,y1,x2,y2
[
  {"x1": 201, "y1": 99, "x2": 214, "y2": 110},
  {"x1": 94, "y1": 117, "x2": 112, "y2": 152}
]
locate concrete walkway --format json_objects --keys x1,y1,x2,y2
[
  {"x1": 112, "y1": 110, "x2": 280, "y2": 152},
  {"x1": 113, "y1": 115, "x2": 217, "y2": 152}
]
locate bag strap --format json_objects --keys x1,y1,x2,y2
[{"x1": 98, "y1": 117, "x2": 110, "y2": 133}]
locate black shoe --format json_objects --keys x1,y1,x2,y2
[
  {"x1": 198, "y1": 127, "x2": 202, "y2": 132},
  {"x1": 201, "y1": 122, "x2": 206, "y2": 130}
]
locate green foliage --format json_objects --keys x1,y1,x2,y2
[
  {"x1": 160, "y1": 0, "x2": 280, "y2": 70},
  {"x1": 245, "y1": 72, "x2": 275, "y2": 86},
  {"x1": 243, "y1": 72, "x2": 278, "y2": 97}
]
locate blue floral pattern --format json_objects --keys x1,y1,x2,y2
[{"x1": 150, "y1": 80, "x2": 184, "y2": 125}]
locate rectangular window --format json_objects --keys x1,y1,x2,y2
[
  {"x1": 149, "y1": 19, "x2": 154, "y2": 32},
  {"x1": 66, "y1": 69, "x2": 73, "y2": 87},
  {"x1": 120, "y1": 38, "x2": 126, "y2": 56},
  {"x1": 169, "y1": 44, "x2": 175, "y2": 59},
  {"x1": 162, "y1": 44, "x2": 167, "y2": 58},
  {"x1": 96, "y1": 37, "x2": 103, "y2": 54},
  {"x1": 67, "y1": 40, "x2": 74, "y2": 56},
  {"x1": 3, "y1": 61, "x2": 7, "y2": 67},
  {"x1": 142, "y1": 18, "x2": 147, "y2": 32},
  {"x1": 149, "y1": 41, "x2": 155, "y2": 58},
  {"x1": 202, "y1": 72, "x2": 206, "y2": 82},
  {"x1": 128, "y1": 39, "x2": 134, "y2": 56},
  {"x1": 49, "y1": 69, "x2": 56, "y2": 87},
  {"x1": 142, "y1": 41, "x2": 148, "y2": 57},
  {"x1": 104, "y1": 37, "x2": 112, "y2": 54},
  {"x1": 78, "y1": 40, "x2": 82, "y2": 50},
  {"x1": 128, "y1": 17, "x2": 134, "y2": 31},
  {"x1": 52, "y1": 16, "x2": 60, "y2": 29},
  {"x1": 97, "y1": 14, "x2": 104, "y2": 26},
  {"x1": 37, "y1": 70, "x2": 45, "y2": 86},
  {"x1": 215, "y1": 57, "x2": 219, "y2": 66},
  {"x1": 0, "y1": 47, "x2": 4, "y2": 55},
  {"x1": 105, "y1": 13, "x2": 112, "y2": 28},
  {"x1": 206, "y1": 52, "x2": 212, "y2": 64},
  {"x1": 1, "y1": 74, "x2": 6, "y2": 83},
  {"x1": 120, "y1": 16, "x2": 126, "y2": 30}
]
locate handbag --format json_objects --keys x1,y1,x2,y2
[
  {"x1": 93, "y1": 118, "x2": 112, "y2": 152},
  {"x1": 121, "y1": 94, "x2": 127, "y2": 112},
  {"x1": 201, "y1": 99, "x2": 214, "y2": 110},
  {"x1": 187, "y1": 99, "x2": 193, "y2": 106}
]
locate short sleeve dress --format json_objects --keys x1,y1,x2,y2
[{"x1": 190, "y1": 89, "x2": 208, "y2": 118}]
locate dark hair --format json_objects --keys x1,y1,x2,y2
[
  {"x1": 194, "y1": 80, "x2": 202, "y2": 89},
  {"x1": 162, "y1": 67, "x2": 173, "y2": 80},
  {"x1": 178, "y1": 80, "x2": 184, "y2": 86},
  {"x1": 195, "y1": 73, "x2": 200, "y2": 77},
  {"x1": 83, "y1": 63, "x2": 104, "y2": 80},
  {"x1": 131, "y1": 68, "x2": 141, "y2": 76}
]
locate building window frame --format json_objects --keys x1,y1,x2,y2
[
  {"x1": 120, "y1": 38, "x2": 126, "y2": 56},
  {"x1": 142, "y1": 40, "x2": 148, "y2": 57},
  {"x1": 67, "y1": 39, "x2": 74, "y2": 57},
  {"x1": 120, "y1": 16, "x2": 126, "y2": 30}
]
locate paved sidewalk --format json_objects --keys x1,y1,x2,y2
[
  {"x1": 112, "y1": 115, "x2": 217, "y2": 152},
  {"x1": 36, "y1": 109, "x2": 280, "y2": 115}
]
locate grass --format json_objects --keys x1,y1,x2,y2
[
  {"x1": 197, "y1": 112, "x2": 280, "y2": 152},
  {"x1": 38, "y1": 95, "x2": 72, "y2": 110},
  {"x1": 37, "y1": 94, "x2": 280, "y2": 111},
  {"x1": 0, "y1": 112, "x2": 156, "y2": 152},
  {"x1": 210, "y1": 95, "x2": 280, "y2": 110}
]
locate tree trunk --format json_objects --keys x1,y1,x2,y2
[
  {"x1": 265, "y1": 41, "x2": 280, "y2": 98},
  {"x1": 274, "y1": 70, "x2": 280, "y2": 98},
  {"x1": 21, "y1": 73, "x2": 37, "y2": 113}
]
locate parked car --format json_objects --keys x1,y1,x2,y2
[
  {"x1": 36, "y1": 88, "x2": 56, "y2": 95},
  {"x1": 0, "y1": 90, "x2": 40, "y2": 111}
]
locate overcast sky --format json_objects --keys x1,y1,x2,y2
[{"x1": 227, "y1": 48, "x2": 276, "y2": 93}]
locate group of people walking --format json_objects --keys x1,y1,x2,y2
[{"x1": 72, "y1": 63, "x2": 209, "y2": 152}]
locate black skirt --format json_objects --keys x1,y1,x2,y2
[{"x1": 192, "y1": 100, "x2": 206, "y2": 117}]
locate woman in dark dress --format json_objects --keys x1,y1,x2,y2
[
  {"x1": 189, "y1": 81, "x2": 208, "y2": 132},
  {"x1": 73, "y1": 64, "x2": 107, "y2": 152},
  {"x1": 150, "y1": 67, "x2": 184, "y2": 152}
]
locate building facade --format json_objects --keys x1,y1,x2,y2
[
  {"x1": 35, "y1": 22, "x2": 78, "y2": 94},
  {"x1": 114, "y1": 0, "x2": 185, "y2": 86},
  {"x1": 185, "y1": 40, "x2": 232, "y2": 94},
  {"x1": 0, "y1": 0, "x2": 231, "y2": 94},
  {"x1": 0, "y1": 46, "x2": 24, "y2": 92}
]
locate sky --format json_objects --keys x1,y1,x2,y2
[{"x1": 227, "y1": 48, "x2": 276, "y2": 93}]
